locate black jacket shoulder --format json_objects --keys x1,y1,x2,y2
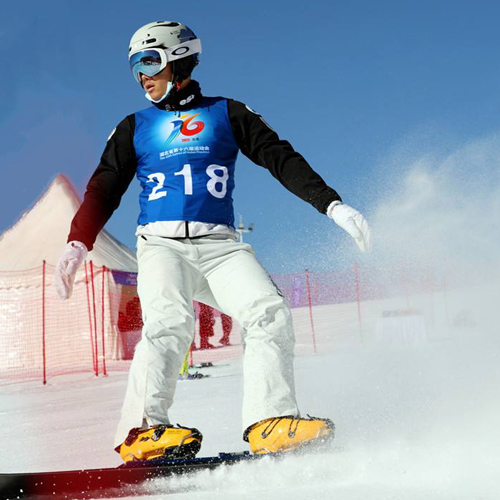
[{"x1": 226, "y1": 99, "x2": 341, "y2": 214}]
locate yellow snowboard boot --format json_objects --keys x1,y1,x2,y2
[
  {"x1": 244, "y1": 415, "x2": 334, "y2": 454},
  {"x1": 116, "y1": 424, "x2": 202, "y2": 463}
]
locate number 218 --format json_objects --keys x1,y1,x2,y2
[{"x1": 147, "y1": 164, "x2": 229, "y2": 201}]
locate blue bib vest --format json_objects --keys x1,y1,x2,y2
[{"x1": 133, "y1": 97, "x2": 239, "y2": 227}]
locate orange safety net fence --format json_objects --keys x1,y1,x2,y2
[{"x1": 0, "y1": 260, "x2": 477, "y2": 385}]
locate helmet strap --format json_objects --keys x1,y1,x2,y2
[{"x1": 171, "y1": 55, "x2": 199, "y2": 86}]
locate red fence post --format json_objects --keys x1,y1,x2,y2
[
  {"x1": 90, "y1": 261, "x2": 99, "y2": 376},
  {"x1": 42, "y1": 261, "x2": 47, "y2": 385},
  {"x1": 101, "y1": 266, "x2": 107, "y2": 376},
  {"x1": 305, "y1": 269, "x2": 317, "y2": 354},
  {"x1": 85, "y1": 262, "x2": 97, "y2": 375}
]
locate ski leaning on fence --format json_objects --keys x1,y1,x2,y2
[{"x1": 0, "y1": 452, "x2": 268, "y2": 499}]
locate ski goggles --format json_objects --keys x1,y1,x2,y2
[{"x1": 129, "y1": 39, "x2": 202, "y2": 83}]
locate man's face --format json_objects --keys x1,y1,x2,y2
[{"x1": 141, "y1": 63, "x2": 173, "y2": 101}]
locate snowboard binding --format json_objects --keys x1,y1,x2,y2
[
  {"x1": 117, "y1": 424, "x2": 203, "y2": 463},
  {"x1": 244, "y1": 415, "x2": 335, "y2": 454}
]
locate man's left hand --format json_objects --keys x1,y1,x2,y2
[{"x1": 327, "y1": 201, "x2": 372, "y2": 253}]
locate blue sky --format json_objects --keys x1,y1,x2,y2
[{"x1": 2, "y1": 0, "x2": 500, "y2": 273}]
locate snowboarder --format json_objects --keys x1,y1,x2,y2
[
  {"x1": 197, "y1": 302, "x2": 216, "y2": 350},
  {"x1": 220, "y1": 312, "x2": 233, "y2": 346},
  {"x1": 55, "y1": 21, "x2": 371, "y2": 462}
]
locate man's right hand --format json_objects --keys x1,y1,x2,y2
[{"x1": 55, "y1": 241, "x2": 88, "y2": 300}]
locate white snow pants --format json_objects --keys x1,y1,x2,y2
[{"x1": 114, "y1": 235, "x2": 299, "y2": 448}]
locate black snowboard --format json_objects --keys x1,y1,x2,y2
[{"x1": 0, "y1": 452, "x2": 266, "y2": 499}]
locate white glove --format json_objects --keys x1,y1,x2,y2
[
  {"x1": 55, "y1": 241, "x2": 88, "y2": 300},
  {"x1": 327, "y1": 201, "x2": 372, "y2": 253}
]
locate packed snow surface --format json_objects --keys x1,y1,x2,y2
[{"x1": 1, "y1": 307, "x2": 499, "y2": 499}]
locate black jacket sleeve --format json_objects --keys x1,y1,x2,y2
[
  {"x1": 227, "y1": 99, "x2": 341, "y2": 214},
  {"x1": 67, "y1": 114, "x2": 137, "y2": 251}
]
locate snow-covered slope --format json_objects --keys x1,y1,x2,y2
[{"x1": 1, "y1": 289, "x2": 499, "y2": 500}]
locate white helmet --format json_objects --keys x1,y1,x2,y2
[{"x1": 128, "y1": 21, "x2": 201, "y2": 87}]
